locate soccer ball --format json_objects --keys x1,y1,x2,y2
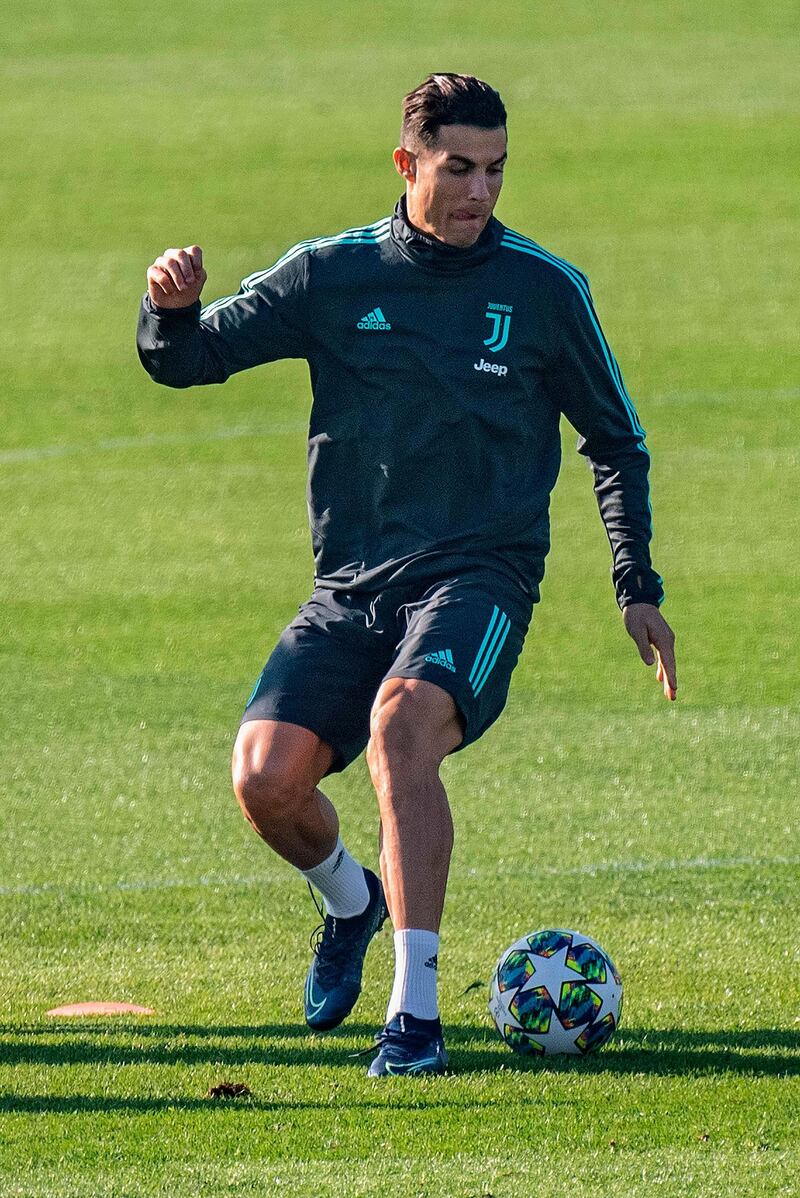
[{"x1": 489, "y1": 928, "x2": 622, "y2": 1056}]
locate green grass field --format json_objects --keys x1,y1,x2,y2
[{"x1": 1, "y1": 1, "x2": 798, "y2": 1194}]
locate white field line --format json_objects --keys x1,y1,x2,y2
[
  {"x1": 0, "y1": 421, "x2": 307, "y2": 465},
  {"x1": 1, "y1": 388, "x2": 797, "y2": 466},
  {"x1": 1, "y1": 854, "x2": 798, "y2": 899}
]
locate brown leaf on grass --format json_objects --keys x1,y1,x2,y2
[{"x1": 206, "y1": 1082, "x2": 252, "y2": 1099}]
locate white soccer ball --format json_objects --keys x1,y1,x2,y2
[{"x1": 489, "y1": 928, "x2": 622, "y2": 1056}]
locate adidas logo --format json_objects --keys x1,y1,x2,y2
[
  {"x1": 357, "y1": 307, "x2": 391, "y2": 331},
  {"x1": 424, "y1": 649, "x2": 456, "y2": 673}
]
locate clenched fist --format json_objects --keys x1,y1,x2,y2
[{"x1": 146, "y1": 245, "x2": 207, "y2": 309}]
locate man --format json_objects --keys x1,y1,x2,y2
[{"x1": 137, "y1": 73, "x2": 677, "y2": 1077}]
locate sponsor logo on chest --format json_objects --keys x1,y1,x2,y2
[{"x1": 474, "y1": 357, "x2": 508, "y2": 377}]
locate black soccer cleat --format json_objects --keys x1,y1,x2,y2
[
  {"x1": 367, "y1": 1011, "x2": 448, "y2": 1077},
  {"x1": 304, "y1": 867, "x2": 388, "y2": 1031}
]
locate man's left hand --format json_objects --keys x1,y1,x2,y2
[{"x1": 623, "y1": 603, "x2": 677, "y2": 701}]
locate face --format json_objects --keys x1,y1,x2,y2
[{"x1": 394, "y1": 123, "x2": 507, "y2": 247}]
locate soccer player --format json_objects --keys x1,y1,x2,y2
[{"x1": 137, "y1": 73, "x2": 677, "y2": 1076}]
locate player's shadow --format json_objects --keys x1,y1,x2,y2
[
  {"x1": 445, "y1": 1024, "x2": 800, "y2": 1077},
  {"x1": 0, "y1": 1092, "x2": 520, "y2": 1115},
  {"x1": 0, "y1": 1021, "x2": 376, "y2": 1072},
  {"x1": 1, "y1": 1021, "x2": 798, "y2": 1081}
]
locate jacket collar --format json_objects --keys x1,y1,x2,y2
[{"x1": 390, "y1": 195, "x2": 503, "y2": 273}]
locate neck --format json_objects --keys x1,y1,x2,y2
[
  {"x1": 391, "y1": 196, "x2": 500, "y2": 273},
  {"x1": 404, "y1": 194, "x2": 442, "y2": 242}
]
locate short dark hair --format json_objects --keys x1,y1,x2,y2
[{"x1": 401, "y1": 73, "x2": 507, "y2": 149}]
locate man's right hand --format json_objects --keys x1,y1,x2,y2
[{"x1": 146, "y1": 245, "x2": 207, "y2": 309}]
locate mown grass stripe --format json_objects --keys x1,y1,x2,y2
[{"x1": 2, "y1": 855, "x2": 798, "y2": 899}]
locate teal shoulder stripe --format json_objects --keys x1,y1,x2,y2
[
  {"x1": 503, "y1": 230, "x2": 635, "y2": 415},
  {"x1": 500, "y1": 233, "x2": 646, "y2": 442},
  {"x1": 201, "y1": 217, "x2": 391, "y2": 320},
  {"x1": 502, "y1": 228, "x2": 588, "y2": 288},
  {"x1": 501, "y1": 229, "x2": 642, "y2": 435},
  {"x1": 246, "y1": 215, "x2": 392, "y2": 283}
]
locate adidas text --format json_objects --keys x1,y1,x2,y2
[
  {"x1": 424, "y1": 649, "x2": 456, "y2": 673},
  {"x1": 474, "y1": 358, "x2": 508, "y2": 377}
]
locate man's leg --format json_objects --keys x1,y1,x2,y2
[
  {"x1": 232, "y1": 718, "x2": 339, "y2": 871},
  {"x1": 366, "y1": 678, "x2": 463, "y2": 934},
  {"x1": 364, "y1": 677, "x2": 462, "y2": 1074},
  {"x1": 362, "y1": 574, "x2": 532, "y2": 1074},
  {"x1": 233, "y1": 717, "x2": 372, "y2": 920},
  {"x1": 232, "y1": 718, "x2": 387, "y2": 1030}
]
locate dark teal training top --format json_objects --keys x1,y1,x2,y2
[{"x1": 137, "y1": 197, "x2": 664, "y2": 609}]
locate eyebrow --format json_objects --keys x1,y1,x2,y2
[{"x1": 445, "y1": 152, "x2": 508, "y2": 167}]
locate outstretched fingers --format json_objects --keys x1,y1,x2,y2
[
  {"x1": 652, "y1": 625, "x2": 678, "y2": 701},
  {"x1": 623, "y1": 603, "x2": 677, "y2": 701}
]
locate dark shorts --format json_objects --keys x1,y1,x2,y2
[{"x1": 241, "y1": 568, "x2": 533, "y2": 775}]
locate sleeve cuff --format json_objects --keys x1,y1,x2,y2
[
  {"x1": 615, "y1": 567, "x2": 665, "y2": 610},
  {"x1": 142, "y1": 293, "x2": 201, "y2": 320}
]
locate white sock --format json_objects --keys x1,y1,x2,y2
[
  {"x1": 386, "y1": 929, "x2": 440, "y2": 1022},
  {"x1": 301, "y1": 838, "x2": 369, "y2": 919}
]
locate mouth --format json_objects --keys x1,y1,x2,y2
[{"x1": 452, "y1": 211, "x2": 486, "y2": 223}]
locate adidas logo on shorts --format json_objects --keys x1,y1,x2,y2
[{"x1": 424, "y1": 648, "x2": 456, "y2": 673}]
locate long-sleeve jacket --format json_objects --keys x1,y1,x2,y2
[{"x1": 137, "y1": 197, "x2": 664, "y2": 609}]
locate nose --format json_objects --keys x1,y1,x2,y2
[{"x1": 468, "y1": 172, "x2": 491, "y2": 203}]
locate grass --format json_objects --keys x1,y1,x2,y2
[{"x1": 1, "y1": 1, "x2": 798, "y2": 1194}]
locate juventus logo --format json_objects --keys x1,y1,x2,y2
[{"x1": 483, "y1": 302, "x2": 513, "y2": 353}]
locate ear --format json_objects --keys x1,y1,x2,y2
[{"x1": 393, "y1": 146, "x2": 417, "y2": 182}]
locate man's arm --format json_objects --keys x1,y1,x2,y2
[
  {"x1": 136, "y1": 244, "x2": 310, "y2": 388},
  {"x1": 546, "y1": 272, "x2": 677, "y2": 700}
]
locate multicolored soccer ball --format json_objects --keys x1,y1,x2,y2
[{"x1": 489, "y1": 928, "x2": 623, "y2": 1056}]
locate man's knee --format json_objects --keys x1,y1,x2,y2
[
  {"x1": 366, "y1": 690, "x2": 422, "y2": 766},
  {"x1": 366, "y1": 678, "x2": 462, "y2": 773},
  {"x1": 232, "y1": 752, "x2": 300, "y2": 829},
  {"x1": 232, "y1": 720, "x2": 332, "y2": 829}
]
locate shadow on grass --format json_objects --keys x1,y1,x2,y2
[
  {"x1": 0, "y1": 1022, "x2": 798, "y2": 1082},
  {"x1": 0, "y1": 1092, "x2": 551, "y2": 1115}
]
